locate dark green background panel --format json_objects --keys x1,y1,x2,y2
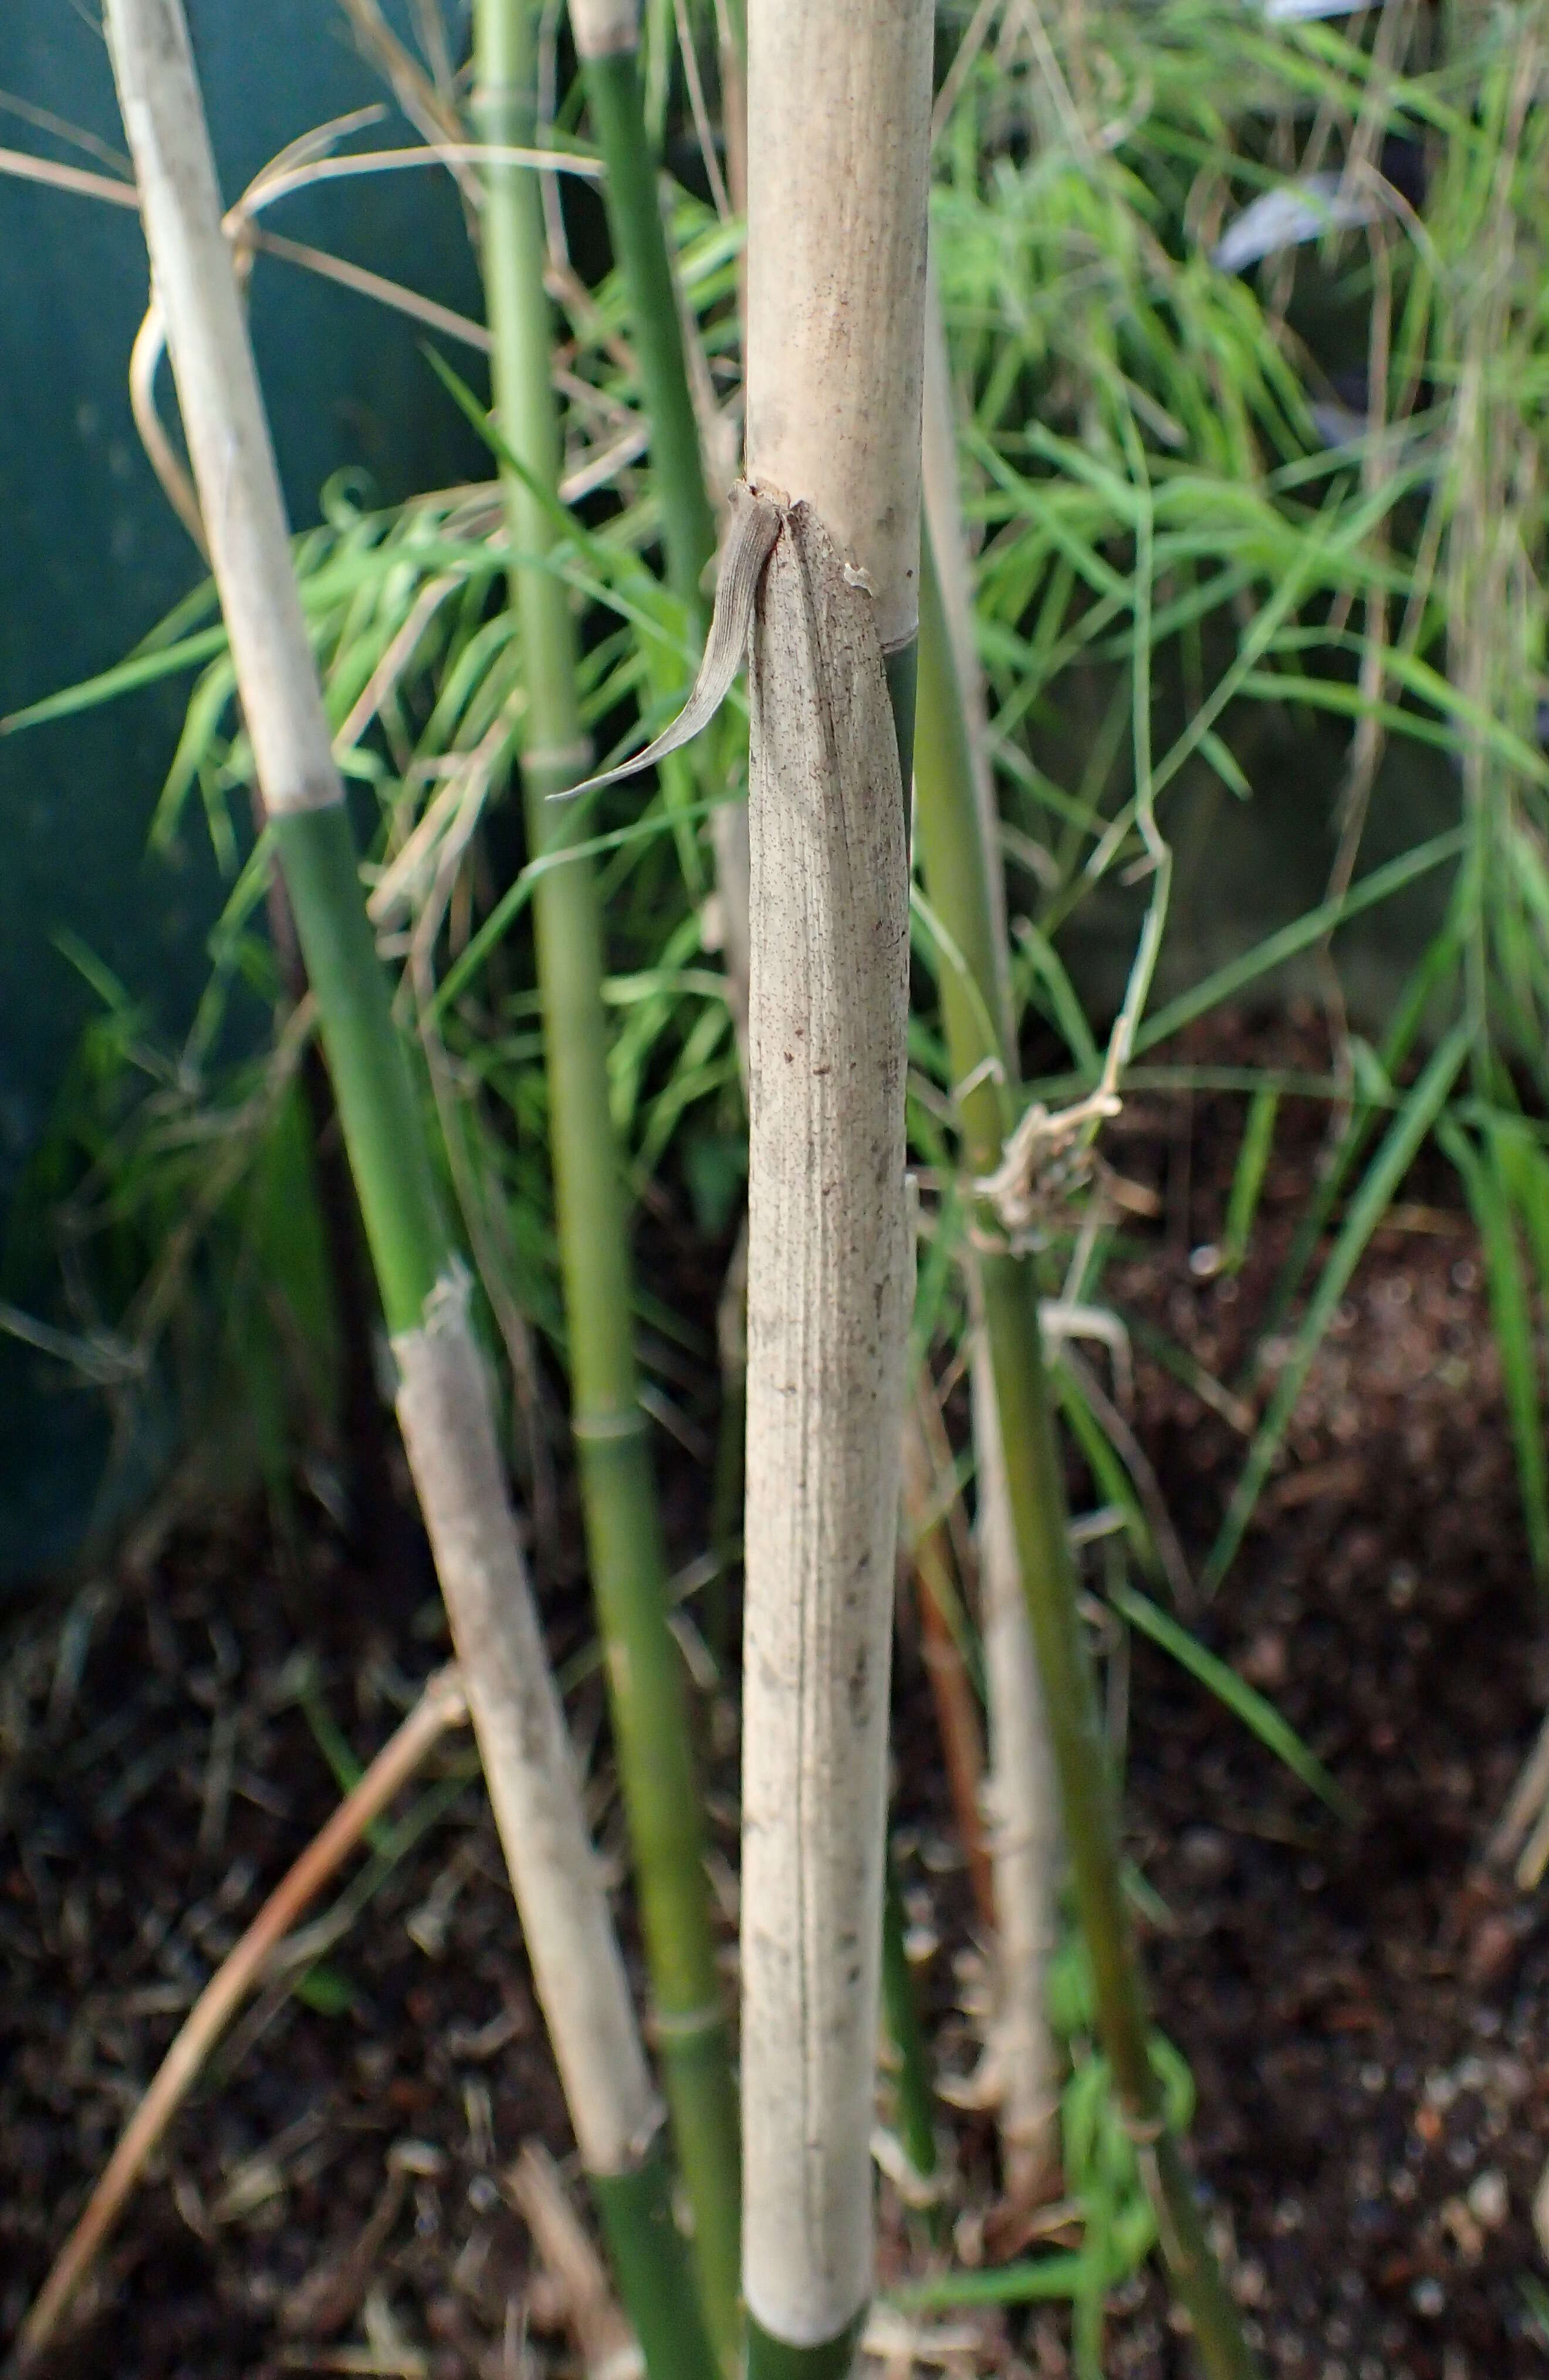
[{"x1": 0, "y1": 1, "x2": 483, "y2": 1576}]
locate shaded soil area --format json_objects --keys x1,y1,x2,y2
[
  {"x1": 1100, "y1": 1023, "x2": 1548, "y2": 2380},
  {"x1": 4, "y1": 1015, "x2": 1547, "y2": 2380}
]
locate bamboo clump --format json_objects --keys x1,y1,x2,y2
[{"x1": 41, "y1": 9, "x2": 1273, "y2": 2376}]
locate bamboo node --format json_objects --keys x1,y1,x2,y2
[
  {"x1": 400, "y1": 1260, "x2": 475, "y2": 1350},
  {"x1": 569, "y1": 0, "x2": 641, "y2": 62},
  {"x1": 267, "y1": 771, "x2": 346, "y2": 817},
  {"x1": 650, "y1": 1999, "x2": 726, "y2": 2043},
  {"x1": 975, "y1": 1087, "x2": 1122, "y2": 1233},
  {"x1": 525, "y1": 736, "x2": 595, "y2": 776},
  {"x1": 571, "y1": 1408, "x2": 650, "y2": 1443},
  {"x1": 623, "y1": 2101, "x2": 671, "y2": 2168}
]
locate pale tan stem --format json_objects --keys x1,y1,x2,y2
[
  {"x1": 19, "y1": 1669, "x2": 469, "y2": 2364},
  {"x1": 740, "y1": 502, "x2": 912, "y2": 2345},
  {"x1": 393, "y1": 1279, "x2": 659, "y2": 2174},
  {"x1": 740, "y1": 4, "x2": 930, "y2": 2347},
  {"x1": 744, "y1": 0, "x2": 933, "y2": 650},
  {"x1": 106, "y1": 0, "x2": 340, "y2": 816},
  {"x1": 971, "y1": 1333, "x2": 1061, "y2": 2205}
]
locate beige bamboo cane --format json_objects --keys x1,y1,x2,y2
[{"x1": 739, "y1": 5, "x2": 933, "y2": 2369}]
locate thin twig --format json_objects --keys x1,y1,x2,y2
[
  {"x1": 536, "y1": 0, "x2": 571, "y2": 273},
  {"x1": 0, "y1": 141, "x2": 138, "y2": 207},
  {"x1": 129, "y1": 297, "x2": 205, "y2": 551},
  {"x1": 332, "y1": 0, "x2": 479, "y2": 207},
  {"x1": 902, "y1": 1392, "x2": 996, "y2": 1935}
]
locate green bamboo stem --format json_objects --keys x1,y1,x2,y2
[
  {"x1": 881, "y1": 1847, "x2": 942, "y2": 2226},
  {"x1": 912, "y1": 526, "x2": 1259, "y2": 2379},
  {"x1": 577, "y1": 35, "x2": 718, "y2": 613},
  {"x1": 472, "y1": 6, "x2": 741, "y2": 2362},
  {"x1": 743, "y1": 2315, "x2": 868, "y2": 2380},
  {"x1": 571, "y1": 4, "x2": 752, "y2": 1667},
  {"x1": 273, "y1": 806, "x2": 442, "y2": 1330}
]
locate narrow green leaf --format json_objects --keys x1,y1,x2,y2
[
  {"x1": 1137, "y1": 829, "x2": 1466, "y2": 1056},
  {"x1": 1110, "y1": 1581, "x2": 1356, "y2": 1820},
  {"x1": 888, "y1": 2250, "x2": 1107, "y2": 2311},
  {"x1": 1442, "y1": 1120, "x2": 1549, "y2": 1583},
  {"x1": 293, "y1": 1961, "x2": 356, "y2": 2016},
  {"x1": 1222, "y1": 1087, "x2": 1279, "y2": 1273},
  {"x1": 1203, "y1": 1023, "x2": 1470, "y2": 1594}
]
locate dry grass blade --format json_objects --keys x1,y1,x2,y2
[
  {"x1": 332, "y1": 0, "x2": 478, "y2": 205},
  {"x1": 17, "y1": 1666, "x2": 469, "y2": 2366},
  {"x1": 282, "y1": 2169, "x2": 410, "y2": 2342},
  {"x1": 243, "y1": 227, "x2": 493, "y2": 352},
  {"x1": 1490, "y1": 1708, "x2": 1549, "y2": 1889},
  {"x1": 671, "y1": 0, "x2": 732, "y2": 221},
  {"x1": 1058, "y1": 1344, "x2": 1193, "y2": 1613},
  {"x1": 0, "y1": 142, "x2": 138, "y2": 207}
]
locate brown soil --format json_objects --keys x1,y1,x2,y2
[{"x1": 3, "y1": 1017, "x2": 1545, "y2": 2380}]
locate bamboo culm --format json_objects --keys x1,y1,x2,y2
[
  {"x1": 569, "y1": 0, "x2": 755, "y2": 1076},
  {"x1": 100, "y1": 8, "x2": 711, "y2": 2374},
  {"x1": 740, "y1": 5, "x2": 933, "y2": 2372},
  {"x1": 473, "y1": 4, "x2": 740, "y2": 2362},
  {"x1": 567, "y1": 0, "x2": 753, "y2": 1679},
  {"x1": 570, "y1": 0, "x2": 716, "y2": 616},
  {"x1": 911, "y1": 529, "x2": 1260, "y2": 2378},
  {"x1": 916, "y1": 300, "x2": 1062, "y2": 2200},
  {"x1": 881, "y1": 1847, "x2": 942, "y2": 2220}
]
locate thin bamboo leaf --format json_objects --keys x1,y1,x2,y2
[
  {"x1": 1110, "y1": 1583, "x2": 1355, "y2": 1819},
  {"x1": 1203, "y1": 1025, "x2": 1471, "y2": 1594},
  {"x1": 1440, "y1": 1120, "x2": 1549, "y2": 1583},
  {"x1": 1222, "y1": 1088, "x2": 1279, "y2": 1274},
  {"x1": 1136, "y1": 829, "x2": 1466, "y2": 1056}
]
